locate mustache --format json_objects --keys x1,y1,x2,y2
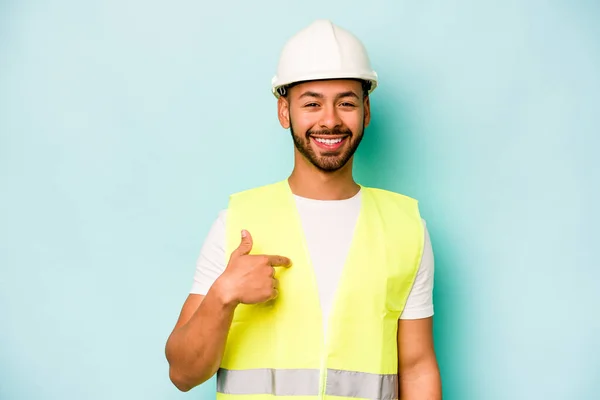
[{"x1": 306, "y1": 127, "x2": 353, "y2": 139}]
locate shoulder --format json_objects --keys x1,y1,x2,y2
[
  {"x1": 230, "y1": 180, "x2": 283, "y2": 196},
  {"x1": 367, "y1": 187, "x2": 418, "y2": 202},
  {"x1": 361, "y1": 185, "x2": 418, "y2": 202},
  {"x1": 228, "y1": 180, "x2": 286, "y2": 203},
  {"x1": 362, "y1": 185, "x2": 420, "y2": 213}
]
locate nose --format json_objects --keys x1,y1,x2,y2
[{"x1": 318, "y1": 104, "x2": 342, "y2": 130}]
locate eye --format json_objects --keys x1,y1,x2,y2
[
  {"x1": 304, "y1": 103, "x2": 319, "y2": 107},
  {"x1": 340, "y1": 102, "x2": 356, "y2": 108}
]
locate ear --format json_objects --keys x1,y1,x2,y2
[
  {"x1": 278, "y1": 96, "x2": 290, "y2": 129},
  {"x1": 363, "y1": 95, "x2": 371, "y2": 128}
]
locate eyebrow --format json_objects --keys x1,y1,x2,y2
[
  {"x1": 299, "y1": 91, "x2": 324, "y2": 99},
  {"x1": 335, "y1": 91, "x2": 360, "y2": 100},
  {"x1": 298, "y1": 90, "x2": 360, "y2": 100}
]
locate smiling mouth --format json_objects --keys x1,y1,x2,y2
[
  {"x1": 310, "y1": 135, "x2": 348, "y2": 151},
  {"x1": 314, "y1": 137, "x2": 343, "y2": 145}
]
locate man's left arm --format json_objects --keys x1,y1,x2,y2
[{"x1": 397, "y1": 317, "x2": 442, "y2": 399}]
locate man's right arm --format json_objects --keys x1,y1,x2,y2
[
  {"x1": 164, "y1": 281, "x2": 237, "y2": 392},
  {"x1": 165, "y1": 229, "x2": 291, "y2": 392}
]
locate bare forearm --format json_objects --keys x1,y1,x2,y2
[
  {"x1": 165, "y1": 282, "x2": 236, "y2": 391},
  {"x1": 399, "y1": 363, "x2": 442, "y2": 400}
]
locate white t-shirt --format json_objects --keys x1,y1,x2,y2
[{"x1": 191, "y1": 190, "x2": 434, "y2": 331}]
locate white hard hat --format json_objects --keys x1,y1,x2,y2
[{"x1": 271, "y1": 20, "x2": 378, "y2": 98}]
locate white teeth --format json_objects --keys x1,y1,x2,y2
[{"x1": 315, "y1": 137, "x2": 343, "y2": 145}]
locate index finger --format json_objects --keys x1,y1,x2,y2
[{"x1": 266, "y1": 255, "x2": 292, "y2": 267}]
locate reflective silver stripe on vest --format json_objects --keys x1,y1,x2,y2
[
  {"x1": 217, "y1": 368, "x2": 398, "y2": 399},
  {"x1": 217, "y1": 368, "x2": 320, "y2": 395},
  {"x1": 326, "y1": 368, "x2": 398, "y2": 400}
]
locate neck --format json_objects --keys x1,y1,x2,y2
[{"x1": 287, "y1": 155, "x2": 360, "y2": 200}]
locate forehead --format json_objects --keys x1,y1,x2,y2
[{"x1": 288, "y1": 79, "x2": 363, "y2": 98}]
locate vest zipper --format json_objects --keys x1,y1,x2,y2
[
  {"x1": 319, "y1": 316, "x2": 330, "y2": 398},
  {"x1": 319, "y1": 352, "x2": 327, "y2": 399},
  {"x1": 317, "y1": 301, "x2": 327, "y2": 398}
]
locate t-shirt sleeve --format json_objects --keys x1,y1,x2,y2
[
  {"x1": 399, "y1": 219, "x2": 435, "y2": 320},
  {"x1": 190, "y1": 210, "x2": 228, "y2": 295}
]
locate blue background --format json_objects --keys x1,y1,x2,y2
[{"x1": 1, "y1": 1, "x2": 599, "y2": 399}]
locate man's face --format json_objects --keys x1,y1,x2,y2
[{"x1": 278, "y1": 79, "x2": 371, "y2": 172}]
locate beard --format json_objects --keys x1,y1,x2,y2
[{"x1": 290, "y1": 119, "x2": 364, "y2": 173}]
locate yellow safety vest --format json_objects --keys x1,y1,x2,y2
[{"x1": 218, "y1": 180, "x2": 424, "y2": 400}]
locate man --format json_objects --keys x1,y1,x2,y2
[{"x1": 165, "y1": 19, "x2": 442, "y2": 399}]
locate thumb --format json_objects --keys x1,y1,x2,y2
[{"x1": 234, "y1": 229, "x2": 253, "y2": 256}]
